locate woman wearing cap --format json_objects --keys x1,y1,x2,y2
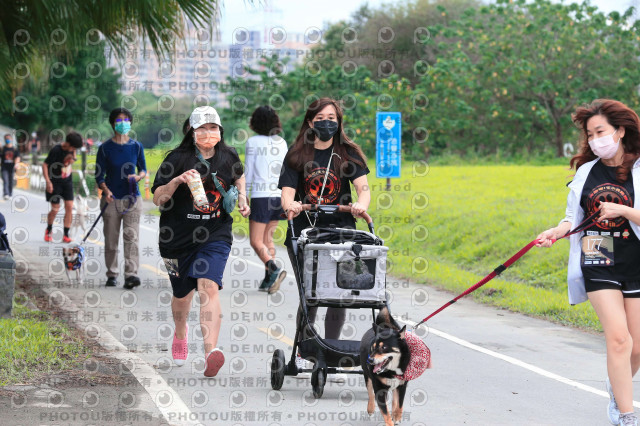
[
  {"x1": 537, "y1": 99, "x2": 640, "y2": 426},
  {"x1": 152, "y1": 106, "x2": 250, "y2": 377},
  {"x1": 245, "y1": 106, "x2": 288, "y2": 293},
  {"x1": 95, "y1": 107, "x2": 147, "y2": 289},
  {"x1": 279, "y1": 97, "x2": 371, "y2": 371}
]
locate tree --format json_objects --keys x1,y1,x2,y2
[
  {"x1": 0, "y1": 0, "x2": 222, "y2": 105},
  {"x1": 4, "y1": 42, "x2": 120, "y2": 149},
  {"x1": 421, "y1": 0, "x2": 640, "y2": 157}
]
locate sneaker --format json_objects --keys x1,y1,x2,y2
[
  {"x1": 204, "y1": 348, "x2": 225, "y2": 377},
  {"x1": 607, "y1": 377, "x2": 621, "y2": 425},
  {"x1": 620, "y1": 413, "x2": 638, "y2": 426},
  {"x1": 266, "y1": 268, "x2": 287, "y2": 294},
  {"x1": 123, "y1": 276, "x2": 141, "y2": 290},
  {"x1": 258, "y1": 278, "x2": 270, "y2": 292},
  {"x1": 62, "y1": 235, "x2": 72, "y2": 243},
  {"x1": 105, "y1": 277, "x2": 117, "y2": 287},
  {"x1": 44, "y1": 229, "x2": 53, "y2": 242},
  {"x1": 172, "y1": 324, "x2": 188, "y2": 367},
  {"x1": 3, "y1": 195, "x2": 9, "y2": 200},
  {"x1": 295, "y1": 354, "x2": 312, "y2": 378}
]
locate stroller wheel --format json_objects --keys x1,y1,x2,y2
[
  {"x1": 270, "y1": 349, "x2": 286, "y2": 390},
  {"x1": 311, "y1": 368, "x2": 326, "y2": 399}
]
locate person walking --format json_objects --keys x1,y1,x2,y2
[
  {"x1": 246, "y1": 106, "x2": 288, "y2": 293},
  {"x1": 152, "y1": 106, "x2": 250, "y2": 377},
  {"x1": 43, "y1": 132, "x2": 82, "y2": 243},
  {"x1": 278, "y1": 97, "x2": 371, "y2": 369},
  {"x1": 537, "y1": 99, "x2": 640, "y2": 426},
  {"x1": 1, "y1": 134, "x2": 20, "y2": 200},
  {"x1": 95, "y1": 107, "x2": 147, "y2": 289}
]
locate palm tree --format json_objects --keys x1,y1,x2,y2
[{"x1": 0, "y1": 0, "x2": 226, "y2": 107}]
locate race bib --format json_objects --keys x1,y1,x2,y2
[{"x1": 581, "y1": 235, "x2": 614, "y2": 267}]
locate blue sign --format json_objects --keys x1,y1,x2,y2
[{"x1": 376, "y1": 112, "x2": 401, "y2": 178}]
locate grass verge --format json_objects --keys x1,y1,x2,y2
[{"x1": 0, "y1": 295, "x2": 90, "y2": 385}]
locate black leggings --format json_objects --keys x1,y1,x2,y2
[{"x1": 287, "y1": 243, "x2": 346, "y2": 340}]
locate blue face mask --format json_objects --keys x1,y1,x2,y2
[
  {"x1": 4, "y1": 139, "x2": 10, "y2": 145},
  {"x1": 114, "y1": 121, "x2": 131, "y2": 135}
]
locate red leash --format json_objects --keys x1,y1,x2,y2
[{"x1": 414, "y1": 210, "x2": 600, "y2": 328}]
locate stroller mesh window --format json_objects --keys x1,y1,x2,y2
[{"x1": 336, "y1": 258, "x2": 376, "y2": 290}]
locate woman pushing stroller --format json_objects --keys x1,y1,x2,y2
[{"x1": 279, "y1": 97, "x2": 371, "y2": 368}]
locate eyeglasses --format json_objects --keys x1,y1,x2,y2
[{"x1": 115, "y1": 118, "x2": 131, "y2": 123}]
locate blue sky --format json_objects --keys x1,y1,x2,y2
[{"x1": 218, "y1": 0, "x2": 639, "y2": 44}]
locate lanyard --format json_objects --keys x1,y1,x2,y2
[{"x1": 304, "y1": 148, "x2": 340, "y2": 228}]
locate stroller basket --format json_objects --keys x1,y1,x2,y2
[{"x1": 299, "y1": 228, "x2": 388, "y2": 304}]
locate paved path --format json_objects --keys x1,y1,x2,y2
[{"x1": 1, "y1": 189, "x2": 636, "y2": 425}]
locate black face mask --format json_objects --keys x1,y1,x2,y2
[{"x1": 312, "y1": 120, "x2": 339, "y2": 142}]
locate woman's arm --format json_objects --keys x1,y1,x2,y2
[
  {"x1": 350, "y1": 175, "x2": 370, "y2": 217},
  {"x1": 281, "y1": 186, "x2": 301, "y2": 216},
  {"x1": 153, "y1": 169, "x2": 197, "y2": 206},
  {"x1": 235, "y1": 174, "x2": 250, "y2": 217},
  {"x1": 599, "y1": 203, "x2": 640, "y2": 227}
]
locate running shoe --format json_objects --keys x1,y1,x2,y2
[
  {"x1": 204, "y1": 348, "x2": 225, "y2": 377},
  {"x1": 44, "y1": 229, "x2": 53, "y2": 242},
  {"x1": 172, "y1": 324, "x2": 188, "y2": 367},
  {"x1": 620, "y1": 413, "x2": 638, "y2": 426},
  {"x1": 266, "y1": 268, "x2": 287, "y2": 294},
  {"x1": 62, "y1": 235, "x2": 72, "y2": 243},
  {"x1": 607, "y1": 377, "x2": 621, "y2": 425}
]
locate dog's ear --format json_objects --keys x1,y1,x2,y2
[{"x1": 399, "y1": 325, "x2": 406, "y2": 340}]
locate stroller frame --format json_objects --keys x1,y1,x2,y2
[{"x1": 270, "y1": 204, "x2": 391, "y2": 398}]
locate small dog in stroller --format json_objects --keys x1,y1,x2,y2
[{"x1": 360, "y1": 306, "x2": 431, "y2": 425}]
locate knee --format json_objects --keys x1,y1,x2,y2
[
  {"x1": 249, "y1": 237, "x2": 262, "y2": 251},
  {"x1": 198, "y1": 280, "x2": 220, "y2": 302},
  {"x1": 608, "y1": 333, "x2": 633, "y2": 355}
]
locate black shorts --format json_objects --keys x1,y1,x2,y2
[
  {"x1": 249, "y1": 197, "x2": 285, "y2": 224},
  {"x1": 162, "y1": 241, "x2": 231, "y2": 299},
  {"x1": 46, "y1": 180, "x2": 73, "y2": 204},
  {"x1": 584, "y1": 277, "x2": 640, "y2": 298}
]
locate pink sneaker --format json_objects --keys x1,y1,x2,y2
[
  {"x1": 204, "y1": 348, "x2": 225, "y2": 377},
  {"x1": 172, "y1": 324, "x2": 188, "y2": 367}
]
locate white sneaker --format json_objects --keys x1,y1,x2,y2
[
  {"x1": 607, "y1": 377, "x2": 621, "y2": 425},
  {"x1": 295, "y1": 354, "x2": 312, "y2": 378},
  {"x1": 620, "y1": 413, "x2": 639, "y2": 426}
]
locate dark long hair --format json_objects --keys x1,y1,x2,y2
[
  {"x1": 287, "y1": 97, "x2": 367, "y2": 177},
  {"x1": 160, "y1": 127, "x2": 241, "y2": 189},
  {"x1": 571, "y1": 99, "x2": 640, "y2": 183}
]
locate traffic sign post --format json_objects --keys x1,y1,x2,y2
[{"x1": 376, "y1": 112, "x2": 401, "y2": 190}]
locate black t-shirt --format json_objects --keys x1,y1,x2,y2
[
  {"x1": 44, "y1": 144, "x2": 75, "y2": 183},
  {"x1": 151, "y1": 147, "x2": 244, "y2": 259},
  {"x1": 580, "y1": 160, "x2": 640, "y2": 281},
  {"x1": 278, "y1": 144, "x2": 369, "y2": 240},
  {"x1": 1, "y1": 146, "x2": 18, "y2": 171}
]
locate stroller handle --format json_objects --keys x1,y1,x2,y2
[{"x1": 287, "y1": 204, "x2": 375, "y2": 234}]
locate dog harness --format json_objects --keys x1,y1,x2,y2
[{"x1": 395, "y1": 331, "x2": 431, "y2": 381}]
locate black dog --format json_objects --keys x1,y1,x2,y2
[{"x1": 360, "y1": 307, "x2": 410, "y2": 425}]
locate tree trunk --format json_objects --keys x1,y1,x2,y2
[{"x1": 555, "y1": 122, "x2": 563, "y2": 157}]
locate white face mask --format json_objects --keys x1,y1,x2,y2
[{"x1": 589, "y1": 129, "x2": 620, "y2": 159}]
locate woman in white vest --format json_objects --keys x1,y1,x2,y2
[{"x1": 537, "y1": 99, "x2": 640, "y2": 426}]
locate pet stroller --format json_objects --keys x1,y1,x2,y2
[{"x1": 270, "y1": 204, "x2": 390, "y2": 398}]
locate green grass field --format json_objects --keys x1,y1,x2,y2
[{"x1": 76, "y1": 151, "x2": 599, "y2": 330}]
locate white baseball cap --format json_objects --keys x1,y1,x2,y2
[{"x1": 189, "y1": 106, "x2": 222, "y2": 130}]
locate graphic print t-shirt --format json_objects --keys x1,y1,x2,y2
[
  {"x1": 278, "y1": 144, "x2": 369, "y2": 239},
  {"x1": 151, "y1": 148, "x2": 243, "y2": 259},
  {"x1": 580, "y1": 160, "x2": 640, "y2": 281},
  {"x1": 44, "y1": 144, "x2": 74, "y2": 183},
  {"x1": 1, "y1": 146, "x2": 17, "y2": 171}
]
